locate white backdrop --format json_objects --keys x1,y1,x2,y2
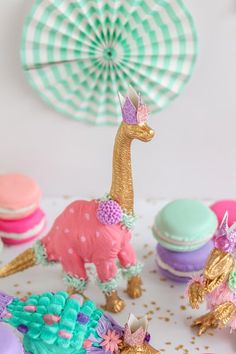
[{"x1": 0, "y1": 0, "x2": 236, "y2": 200}]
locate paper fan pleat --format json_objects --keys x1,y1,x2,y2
[{"x1": 21, "y1": 0, "x2": 198, "y2": 125}]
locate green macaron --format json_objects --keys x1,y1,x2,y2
[{"x1": 152, "y1": 199, "x2": 218, "y2": 251}]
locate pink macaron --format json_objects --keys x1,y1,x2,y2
[
  {"x1": 210, "y1": 200, "x2": 236, "y2": 227},
  {"x1": 0, "y1": 174, "x2": 41, "y2": 220},
  {"x1": 0, "y1": 208, "x2": 46, "y2": 245}
]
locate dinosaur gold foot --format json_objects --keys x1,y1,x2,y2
[
  {"x1": 127, "y1": 275, "x2": 142, "y2": 299},
  {"x1": 188, "y1": 281, "x2": 205, "y2": 309},
  {"x1": 212, "y1": 302, "x2": 236, "y2": 328},
  {"x1": 102, "y1": 291, "x2": 125, "y2": 313},
  {"x1": 192, "y1": 302, "x2": 236, "y2": 335},
  {"x1": 67, "y1": 287, "x2": 89, "y2": 300},
  {"x1": 192, "y1": 312, "x2": 217, "y2": 336}
]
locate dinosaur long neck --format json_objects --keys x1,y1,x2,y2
[{"x1": 110, "y1": 123, "x2": 134, "y2": 214}]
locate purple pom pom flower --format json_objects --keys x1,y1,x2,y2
[{"x1": 97, "y1": 200, "x2": 122, "y2": 225}]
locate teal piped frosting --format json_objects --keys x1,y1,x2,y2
[
  {"x1": 228, "y1": 268, "x2": 236, "y2": 292},
  {"x1": 33, "y1": 241, "x2": 54, "y2": 266},
  {"x1": 97, "y1": 270, "x2": 122, "y2": 293},
  {"x1": 152, "y1": 199, "x2": 218, "y2": 252},
  {"x1": 121, "y1": 212, "x2": 136, "y2": 230},
  {"x1": 122, "y1": 263, "x2": 143, "y2": 278},
  {"x1": 100, "y1": 194, "x2": 136, "y2": 230},
  {"x1": 63, "y1": 273, "x2": 88, "y2": 292},
  {"x1": 3, "y1": 291, "x2": 104, "y2": 352}
]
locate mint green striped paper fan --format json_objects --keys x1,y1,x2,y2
[{"x1": 21, "y1": 0, "x2": 198, "y2": 125}]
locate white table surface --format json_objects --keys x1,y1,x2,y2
[{"x1": 0, "y1": 197, "x2": 235, "y2": 354}]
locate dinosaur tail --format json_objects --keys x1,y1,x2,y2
[{"x1": 0, "y1": 248, "x2": 36, "y2": 278}]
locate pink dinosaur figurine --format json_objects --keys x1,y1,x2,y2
[
  {"x1": 0, "y1": 87, "x2": 155, "y2": 313},
  {"x1": 187, "y1": 212, "x2": 236, "y2": 335}
]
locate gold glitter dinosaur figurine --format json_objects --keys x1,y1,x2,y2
[
  {"x1": 0, "y1": 87, "x2": 155, "y2": 313},
  {"x1": 187, "y1": 212, "x2": 236, "y2": 335}
]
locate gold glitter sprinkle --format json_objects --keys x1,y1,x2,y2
[
  {"x1": 149, "y1": 269, "x2": 157, "y2": 274},
  {"x1": 180, "y1": 305, "x2": 186, "y2": 311},
  {"x1": 175, "y1": 344, "x2": 184, "y2": 350},
  {"x1": 13, "y1": 284, "x2": 19, "y2": 288},
  {"x1": 207, "y1": 332, "x2": 214, "y2": 336},
  {"x1": 160, "y1": 277, "x2": 167, "y2": 282}
]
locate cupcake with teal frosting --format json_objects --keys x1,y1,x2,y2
[{"x1": 0, "y1": 291, "x2": 158, "y2": 354}]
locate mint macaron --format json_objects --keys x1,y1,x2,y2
[{"x1": 152, "y1": 199, "x2": 218, "y2": 251}]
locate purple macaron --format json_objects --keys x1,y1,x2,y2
[
  {"x1": 155, "y1": 241, "x2": 214, "y2": 283},
  {"x1": 0, "y1": 323, "x2": 24, "y2": 354}
]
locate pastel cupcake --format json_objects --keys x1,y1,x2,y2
[
  {"x1": 152, "y1": 199, "x2": 217, "y2": 252},
  {"x1": 0, "y1": 208, "x2": 46, "y2": 245},
  {"x1": 210, "y1": 200, "x2": 236, "y2": 227},
  {"x1": 0, "y1": 173, "x2": 41, "y2": 220},
  {"x1": 152, "y1": 199, "x2": 218, "y2": 283}
]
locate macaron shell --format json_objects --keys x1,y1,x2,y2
[
  {"x1": 157, "y1": 266, "x2": 190, "y2": 283},
  {"x1": 155, "y1": 241, "x2": 213, "y2": 283},
  {"x1": 2, "y1": 232, "x2": 43, "y2": 246},
  {"x1": 0, "y1": 208, "x2": 46, "y2": 245},
  {"x1": 0, "y1": 174, "x2": 41, "y2": 220},
  {"x1": 0, "y1": 323, "x2": 24, "y2": 354},
  {"x1": 153, "y1": 199, "x2": 217, "y2": 251},
  {"x1": 210, "y1": 200, "x2": 236, "y2": 227},
  {"x1": 152, "y1": 231, "x2": 207, "y2": 251}
]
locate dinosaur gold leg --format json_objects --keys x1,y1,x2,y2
[
  {"x1": 102, "y1": 291, "x2": 125, "y2": 313},
  {"x1": 192, "y1": 302, "x2": 236, "y2": 335},
  {"x1": 192, "y1": 312, "x2": 217, "y2": 336},
  {"x1": 188, "y1": 281, "x2": 205, "y2": 309},
  {"x1": 212, "y1": 302, "x2": 236, "y2": 328},
  {"x1": 127, "y1": 275, "x2": 142, "y2": 298},
  {"x1": 67, "y1": 287, "x2": 89, "y2": 300}
]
